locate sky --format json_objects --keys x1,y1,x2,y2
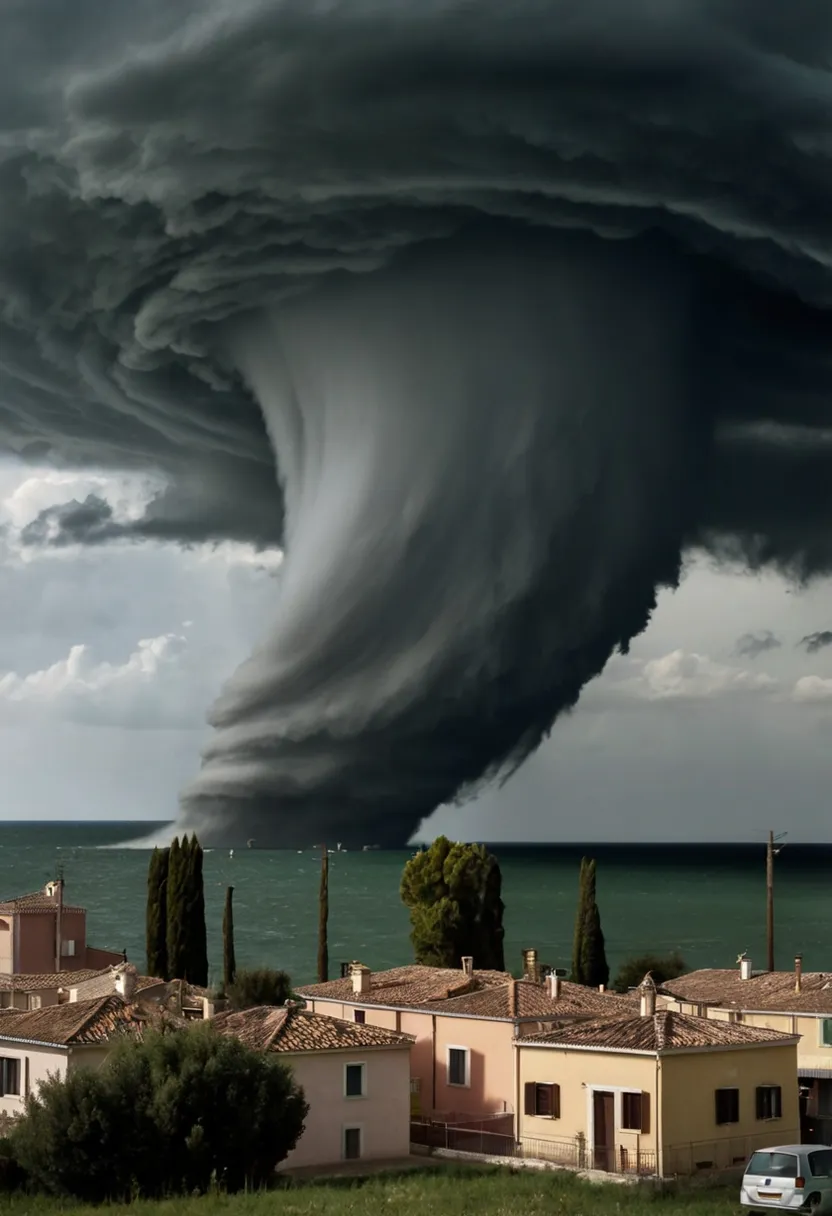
[{"x1": 2, "y1": 454, "x2": 831, "y2": 843}]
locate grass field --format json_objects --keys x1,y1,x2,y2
[{"x1": 0, "y1": 1165, "x2": 740, "y2": 1216}]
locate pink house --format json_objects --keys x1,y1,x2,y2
[
  {"x1": 0, "y1": 882, "x2": 124, "y2": 976},
  {"x1": 297, "y1": 961, "x2": 633, "y2": 1135},
  {"x1": 213, "y1": 1003, "x2": 414, "y2": 1169}
]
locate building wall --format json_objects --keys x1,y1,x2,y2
[
  {"x1": 0, "y1": 920, "x2": 12, "y2": 975},
  {"x1": 279, "y1": 1047, "x2": 411, "y2": 1170},
  {"x1": 0, "y1": 1043, "x2": 67, "y2": 1117},
  {"x1": 85, "y1": 947, "x2": 124, "y2": 970},
  {"x1": 304, "y1": 997, "x2": 516, "y2": 1118},
  {"x1": 660, "y1": 1044, "x2": 800, "y2": 1174},
  {"x1": 517, "y1": 1045, "x2": 658, "y2": 1168}
]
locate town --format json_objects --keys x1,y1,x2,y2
[{"x1": 0, "y1": 835, "x2": 822, "y2": 1215}]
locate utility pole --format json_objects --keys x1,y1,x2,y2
[
  {"x1": 766, "y1": 830, "x2": 774, "y2": 973},
  {"x1": 766, "y1": 830, "x2": 788, "y2": 973}
]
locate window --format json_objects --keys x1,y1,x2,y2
[
  {"x1": 353, "y1": 1010, "x2": 366, "y2": 1024},
  {"x1": 61, "y1": 940, "x2": 76, "y2": 958},
  {"x1": 622, "y1": 1091, "x2": 649, "y2": 1132},
  {"x1": 343, "y1": 1127, "x2": 362, "y2": 1161},
  {"x1": 756, "y1": 1085, "x2": 783, "y2": 1121},
  {"x1": 0, "y1": 1058, "x2": 20, "y2": 1097},
  {"x1": 26, "y1": 995, "x2": 41, "y2": 1012},
  {"x1": 747, "y1": 1151, "x2": 798, "y2": 1178},
  {"x1": 809, "y1": 1151, "x2": 832, "y2": 1179},
  {"x1": 715, "y1": 1088, "x2": 739, "y2": 1125},
  {"x1": 524, "y1": 1082, "x2": 560, "y2": 1119},
  {"x1": 447, "y1": 1047, "x2": 469, "y2": 1088},
  {"x1": 821, "y1": 1020, "x2": 832, "y2": 1047},
  {"x1": 344, "y1": 1063, "x2": 365, "y2": 1098}
]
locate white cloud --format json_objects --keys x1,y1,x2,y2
[
  {"x1": 588, "y1": 647, "x2": 778, "y2": 705},
  {"x1": 792, "y1": 675, "x2": 832, "y2": 704},
  {"x1": 0, "y1": 633, "x2": 200, "y2": 729}
]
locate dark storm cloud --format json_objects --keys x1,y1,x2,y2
[
  {"x1": 735, "y1": 631, "x2": 782, "y2": 660},
  {"x1": 799, "y1": 631, "x2": 832, "y2": 654},
  {"x1": 3, "y1": 0, "x2": 832, "y2": 843}
]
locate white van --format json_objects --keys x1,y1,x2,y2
[{"x1": 741, "y1": 1146, "x2": 832, "y2": 1214}]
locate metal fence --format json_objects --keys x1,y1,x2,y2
[
  {"x1": 663, "y1": 1131, "x2": 793, "y2": 1177},
  {"x1": 410, "y1": 1122, "x2": 657, "y2": 1176}
]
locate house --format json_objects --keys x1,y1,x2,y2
[
  {"x1": 0, "y1": 994, "x2": 161, "y2": 1117},
  {"x1": 661, "y1": 954, "x2": 832, "y2": 1143},
  {"x1": 516, "y1": 979, "x2": 800, "y2": 1177},
  {"x1": 213, "y1": 1003, "x2": 414, "y2": 1169},
  {"x1": 297, "y1": 959, "x2": 633, "y2": 1133},
  {"x1": 0, "y1": 881, "x2": 124, "y2": 976}
]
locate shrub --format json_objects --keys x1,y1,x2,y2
[
  {"x1": 227, "y1": 967, "x2": 292, "y2": 1010},
  {"x1": 612, "y1": 951, "x2": 688, "y2": 993},
  {"x1": 11, "y1": 1023, "x2": 307, "y2": 1201}
]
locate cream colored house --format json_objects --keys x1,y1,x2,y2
[
  {"x1": 213, "y1": 1003, "x2": 414, "y2": 1169},
  {"x1": 662, "y1": 954, "x2": 832, "y2": 1143},
  {"x1": 298, "y1": 959, "x2": 632, "y2": 1133},
  {"x1": 516, "y1": 982, "x2": 799, "y2": 1177},
  {"x1": 0, "y1": 994, "x2": 152, "y2": 1117}
]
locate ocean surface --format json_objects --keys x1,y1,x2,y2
[{"x1": 0, "y1": 822, "x2": 827, "y2": 990}]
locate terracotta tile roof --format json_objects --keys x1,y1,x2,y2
[
  {"x1": 0, "y1": 968, "x2": 109, "y2": 993},
  {"x1": 520, "y1": 1009, "x2": 799, "y2": 1053},
  {"x1": 298, "y1": 965, "x2": 515, "y2": 1009},
  {"x1": 0, "y1": 995, "x2": 157, "y2": 1047},
  {"x1": 0, "y1": 891, "x2": 84, "y2": 915},
  {"x1": 68, "y1": 964, "x2": 166, "y2": 1002},
  {"x1": 213, "y1": 1004, "x2": 414, "y2": 1053},
  {"x1": 661, "y1": 968, "x2": 832, "y2": 1013},
  {"x1": 420, "y1": 978, "x2": 636, "y2": 1020}
]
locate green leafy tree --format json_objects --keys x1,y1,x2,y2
[
  {"x1": 613, "y1": 951, "x2": 687, "y2": 993},
  {"x1": 318, "y1": 847, "x2": 329, "y2": 984},
  {"x1": 145, "y1": 847, "x2": 169, "y2": 979},
  {"x1": 222, "y1": 885, "x2": 236, "y2": 993},
  {"x1": 11, "y1": 1024, "x2": 307, "y2": 1201},
  {"x1": 571, "y1": 857, "x2": 609, "y2": 988},
  {"x1": 400, "y1": 836, "x2": 505, "y2": 970},
  {"x1": 227, "y1": 967, "x2": 292, "y2": 1011},
  {"x1": 184, "y1": 835, "x2": 208, "y2": 987}
]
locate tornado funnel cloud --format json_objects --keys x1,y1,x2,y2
[{"x1": 179, "y1": 233, "x2": 706, "y2": 846}]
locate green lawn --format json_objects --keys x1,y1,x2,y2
[{"x1": 0, "y1": 1166, "x2": 740, "y2": 1216}]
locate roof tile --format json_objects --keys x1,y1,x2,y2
[
  {"x1": 213, "y1": 1004, "x2": 414, "y2": 1053},
  {"x1": 521, "y1": 1009, "x2": 798, "y2": 1052},
  {"x1": 662, "y1": 968, "x2": 832, "y2": 1014},
  {"x1": 0, "y1": 891, "x2": 84, "y2": 915},
  {"x1": 0, "y1": 995, "x2": 164, "y2": 1046}
]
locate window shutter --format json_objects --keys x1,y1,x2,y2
[
  {"x1": 774, "y1": 1087, "x2": 782, "y2": 1119},
  {"x1": 552, "y1": 1083, "x2": 561, "y2": 1119},
  {"x1": 524, "y1": 1083, "x2": 536, "y2": 1116},
  {"x1": 640, "y1": 1092, "x2": 650, "y2": 1134},
  {"x1": 756, "y1": 1087, "x2": 765, "y2": 1120}
]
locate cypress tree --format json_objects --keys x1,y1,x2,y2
[
  {"x1": 223, "y1": 885, "x2": 236, "y2": 993},
  {"x1": 571, "y1": 857, "x2": 589, "y2": 983},
  {"x1": 145, "y1": 847, "x2": 170, "y2": 979},
  {"x1": 318, "y1": 846, "x2": 329, "y2": 984},
  {"x1": 166, "y1": 836, "x2": 186, "y2": 981},
  {"x1": 572, "y1": 857, "x2": 609, "y2": 988},
  {"x1": 185, "y1": 835, "x2": 208, "y2": 987}
]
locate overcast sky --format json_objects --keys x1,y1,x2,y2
[{"x1": 2, "y1": 455, "x2": 831, "y2": 843}]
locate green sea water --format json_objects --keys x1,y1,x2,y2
[{"x1": 0, "y1": 822, "x2": 827, "y2": 989}]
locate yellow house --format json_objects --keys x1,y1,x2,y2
[
  {"x1": 516, "y1": 983, "x2": 799, "y2": 1177},
  {"x1": 662, "y1": 955, "x2": 832, "y2": 1143}
]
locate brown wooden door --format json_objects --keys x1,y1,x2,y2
[{"x1": 593, "y1": 1091, "x2": 615, "y2": 1171}]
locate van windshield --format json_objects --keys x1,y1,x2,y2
[{"x1": 747, "y1": 1153, "x2": 799, "y2": 1178}]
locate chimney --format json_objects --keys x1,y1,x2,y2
[
  {"x1": 114, "y1": 966, "x2": 137, "y2": 1002},
  {"x1": 350, "y1": 963, "x2": 371, "y2": 995},
  {"x1": 795, "y1": 954, "x2": 803, "y2": 993},
  {"x1": 739, "y1": 955, "x2": 753, "y2": 981},
  {"x1": 598, "y1": 984, "x2": 605, "y2": 993},
  {"x1": 547, "y1": 973, "x2": 561, "y2": 1000},
  {"x1": 509, "y1": 978, "x2": 518, "y2": 1017},
  {"x1": 640, "y1": 977, "x2": 657, "y2": 1017},
  {"x1": 461, "y1": 956, "x2": 474, "y2": 978},
  {"x1": 202, "y1": 996, "x2": 216, "y2": 1019},
  {"x1": 521, "y1": 949, "x2": 540, "y2": 984}
]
